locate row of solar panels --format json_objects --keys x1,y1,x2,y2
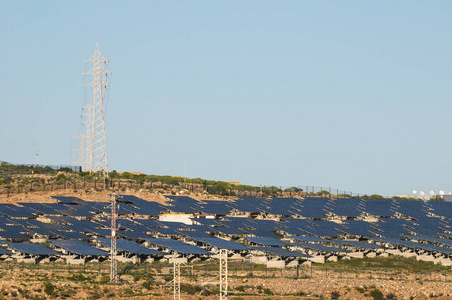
[
  {"x1": 0, "y1": 196, "x2": 450, "y2": 221},
  {"x1": 0, "y1": 211, "x2": 450, "y2": 245},
  {"x1": 2, "y1": 234, "x2": 452, "y2": 258}
]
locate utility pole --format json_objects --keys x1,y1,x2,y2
[
  {"x1": 110, "y1": 194, "x2": 118, "y2": 283},
  {"x1": 219, "y1": 249, "x2": 228, "y2": 300},
  {"x1": 184, "y1": 159, "x2": 188, "y2": 183},
  {"x1": 173, "y1": 254, "x2": 180, "y2": 300},
  {"x1": 36, "y1": 150, "x2": 39, "y2": 167}
]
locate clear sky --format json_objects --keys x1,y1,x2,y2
[{"x1": 1, "y1": 1, "x2": 452, "y2": 196}]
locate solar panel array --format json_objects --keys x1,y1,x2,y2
[{"x1": 0, "y1": 195, "x2": 451, "y2": 259}]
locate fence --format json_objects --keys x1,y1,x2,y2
[
  {"x1": 0, "y1": 260, "x2": 449, "y2": 283},
  {"x1": 0, "y1": 178, "x2": 359, "y2": 200}
]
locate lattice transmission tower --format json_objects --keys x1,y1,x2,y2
[
  {"x1": 219, "y1": 249, "x2": 228, "y2": 300},
  {"x1": 74, "y1": 42, "x2": 111, "y2": 175},
  {"x1": 109, "y1": 194, "x2": 119, "y2": 283}
]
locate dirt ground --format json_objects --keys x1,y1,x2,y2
[{"x1": 0, "y1": 268, "x2": 450, "y2": 300}]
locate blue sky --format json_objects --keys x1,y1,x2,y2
[{"x1": 1, "y1": 1, "x2": 452, "y2": 196}]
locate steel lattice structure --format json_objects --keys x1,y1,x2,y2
[
  {"x1": 173, "y1": 254, "x2": 181, "y2": 300},
  {"x1": 75, "y1": 43, "x2": 110, "y2": 175},
  {"x1": 219, "y1": 249, "x2": 228, "y2": 300},
  {"x1": 110, "y1": 194, "x2": 118, "y2": 283}
]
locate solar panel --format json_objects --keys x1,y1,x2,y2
[
  {"x1": 144, "y1": 238, "x2": 211, "y2": 255},
  {"x1": 245, "y1": 237, "x2": 287, "y2": 246},
  {"x1": 289, "y1": 236, "x2": 326, "y2": 243},
  {"x1": 6, "y1": 242, "x2": 59, "y2": 255},
  {"x1": 192, "y1": 237, "x2": 248, "y2": 250},
  {"x1": 0, "y1": 226, "x2": 29, "y2": 240},
  {"x1": 50, "y1": 239, "x2": 107, "y2": 256},
  {"x1": 327, "y1": 198, "x2": 363, "y2": 217},
  {"x1": 362, "y1": 199, "x2": 395, "y2": 217},
  {"x1": 260, "y1": 198, "x2": 301, "y2": 215},
  {"x1": 297, "y1": 197, "x2": 329, "y2": 218},
  {"x1": 51, "y1": 196, "x2": 86, "y2": 205},
  {"x1": 428, "y1": 201, "x2": 452, "y2": 219},
  {"x1": 252, "y1": 246, "x2": 309, "y2": 258},
  {"x1": 194, "y1": 201, "x2": 231, "y2": 215},
  {"x1": 292, "y1": 243, "x2": 347, "y2": 253},
  {"x1": 340, "y1": 220, "x2": 375, "y2": 237},
  {"x1": 227, "y1": 197, "x2": 267, "y2": 213},
  {"x1": 0, "y1": 247, "x2": 11, "y2": 255},
  {"x1": 332, "y1": 240, "x2": 382, "y2": 250},
  {"x1": 97, "y1": 238, "x2": 162, "y2": 255}
]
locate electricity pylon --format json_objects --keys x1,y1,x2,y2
[
  {"x1": 219, "y1": 249, "x2": 228, "y2": 300},
  {"x1": 75, "y1": 42, "x2": 110, "y2": 175},
  {"x1": 109, "y1": 194, "x2": 118, "y2": 283},
  {"x1": 173, "y1": 254, "x2": 181, "y2": 300}
]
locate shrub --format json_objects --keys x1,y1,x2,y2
[
  {"x1": 331, "y1": 291, "x2": 340, "y2": 299},
  {"x1": 370, "y1": 289, "x2": 384, "y2": 300},
  {"x1": 99, "y1": 275, "x2": 110, "y2": 283},
  {"x1": 355, "y1": 287, "x2": 365, "y2": 293},
  {"x1": 263, "y1": 288, "x2": 273, "y2": 295},
  {"x1": 180, "y1": 283, "x2": 202, "y2": 295},
  {"x1": 235, "y1": 286, "x2": 246, "y2": 292},
  {"x1": 122, "y1": 287, "x2": 133, "y2": 295},
  {"x1": 386, "y1": 293, "x2": 396, "y2": 299},
  {"x1": 142, "y1": 281, "x2": 152, "y2": 290},
  {"x1": 44, "y1": 282, "x2": 55, "y2": 296}
]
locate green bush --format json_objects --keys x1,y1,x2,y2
[
  {"x1": 355, "y1": 287, "x2": 365, "y2": 293},
  {"x1": 99, "y1": 275, "x2": 110, "y2": 283},
  {"x1": 370, "y1": 289, "x2": 384, "y2": 300},
  {"x1": 263, "y1": 288, "x2": 273, "y2": 295},
  {"x1": 142, "y1": 281, "x2": 152, "y2": 290},
  {"x1": 235, "y1": 286, "x2": 246, "y2": 292},
  {"x1": 122, "y1": 287, "x2": 133, "y2": 295},
  {"x1": 180, "y1": 283, "x2": 202, "y2": 295},
  {"x1": 43, "y1": 282, "x2": 55, "y2": 296}
]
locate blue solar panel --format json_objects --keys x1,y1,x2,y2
[
  {"x1": 297, "y1": 197, "x2": 329, "y2": 218},
  {"x1": 327, "y1": 198, "x2": 363, "y2": 217},
  {"x1": 97, "y1": 238, "x2": 162, "y2": 255},
  {"x1": 0, "y1": 226, "x2": 28, "y2": 239},
  {"x1": 51, "y1": 196, "x2": 86, "y2": 205},
  {"x1": 192, "y1": 237, "x2": 248, "y2": 250},
  {"x1": 6, "y1": 242, "x2": 59, "y2": 255},
  {"x1": 144, "y1": 238, "x2": 211, "y2": 255},
  {"x1": 362, "y1": 199, "x2": 395, "y2": 217},
  {"x1": 332, "y1": 240, "x2": 382, "y2": 250},
  {"x1": 229, "y1": 197, "x2": 268, "y2": 213},
  {"x1": 50, "y1": 240, "x2": 107, "y2": 256},
  {"x1": 289, "y1": 236, "x2": 326, "y2": 242},
  {"x1": 340, "y1": 220, "x2": 375, "y2": 237},
  {"x1": 428, "y1": 201, "x2": 452, "y2": 219},
  {"x1": 194, "y1": 201, "x2": 231, "y2": 215},
  {"x1": 292, "y1": 243, "x2": 347, "y2": 253},
  {"x1": 245, "y1": 237, "x2": 287, "y2": 246},
  {"x1": 252, "y1": 247, "x2": 310, "y2": 258},
  {"x1": 260, "y1": 198, "x2": 301, "y2": 215},
  {"x1": 0, "y1": 247, "x2": 11, "y2": 255},
  {"x1": 393, "y1": 200, "x2": 427, "y2": 219}
]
